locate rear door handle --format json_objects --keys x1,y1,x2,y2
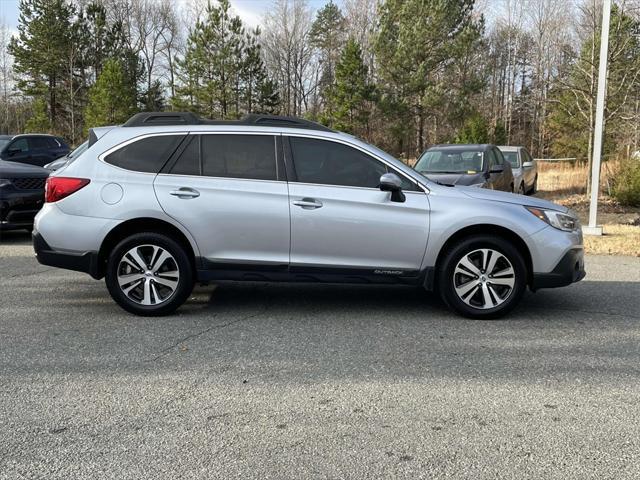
[
  {"x1": 293, "y1": 198, "x2": 323, "y2": 209},
  {"x1": 169, "y1": 187, "x2": 200, "y2": 199}
]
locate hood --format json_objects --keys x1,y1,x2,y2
[
  {"x1": 0, "y1": 160, "x2": 50, "y2": 178},
  {"x1": 456, "y1": 185, "x2": 567, "y2": 212},
  {"x1": 424, "y1": 172, "x2": 486, "y2": 186}
]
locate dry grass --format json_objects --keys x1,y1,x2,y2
[
  {"x1": 582, "y1": 224, "x2": 640, "y2": 257},
  {"x1": 536, "y1": 160, "x2": 620, "y2": 196}
]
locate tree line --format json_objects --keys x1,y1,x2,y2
[{"x1": 1, "y1": 0, "x2": 639, "y2": 163}]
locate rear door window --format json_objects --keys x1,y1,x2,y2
[
  {"x1": 201, "y1": 134, "x2": 277, "y2": 181},
  {"x1": 30, "y1": 137, "x2": 51, "y2": 150},
  {"x1": 169, "y1": 136, "x2": 201, "y2": 176},
  {"x1": 105, "y1": 135, "x2": 185, "y2": 173}
]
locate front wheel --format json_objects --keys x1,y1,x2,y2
[
  {"x1": 105, "y1": 232, "x2": 194, "y2": 316},
  {"x1": 438, "y1": 235, "x2": 527, "y2": 319}
]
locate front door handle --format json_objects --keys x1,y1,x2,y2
[
  {"x1": 169, "y1": 187, "x2": 200, "y2": 199},
  {"x1": 293, "y1": 198, "x2": 323, "y2": 209}
]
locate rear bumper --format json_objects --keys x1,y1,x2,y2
[
  {"x1": 33, "y1": 231, "x2": 101, "y2": 279},
  {"x1": 0, "y1": 189, "x2": 44, "y2": 230},
  {"x1": 531, "y1": 247, "x2": 585, "y2": 290}
]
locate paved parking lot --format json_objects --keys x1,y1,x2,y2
[{"x1": 1, "y1": 230, "x2": 640, "y2": 479}]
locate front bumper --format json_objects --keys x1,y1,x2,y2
[
  {"x1": 531, "y1": 247, "x2": 585, "y2": 290},
  {"x1": 33, "y1": 231, "x2": 101, "y2": 279},
  {"x1": 0, "y1": 189, "x2": 44, "y2": 230}
]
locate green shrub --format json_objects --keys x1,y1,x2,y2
[{"x1": 612, "y1": 158, "x2": 640, "y2": 206}]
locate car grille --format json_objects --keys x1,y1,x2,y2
[{"x1": 11, "y1": 178, "x2": 46, "y2": 190}]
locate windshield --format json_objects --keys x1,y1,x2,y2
[
  {"x1": 414, "y1": 149, "x2": 484, "y2": 174},
  {"x1": 67, "y1": 141, "x2": 88, "y2": 162},
  {"x1": 501, "y1": 151, "x2": 520, "y2": 168}
]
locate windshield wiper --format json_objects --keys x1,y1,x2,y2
[{"x1": 431, "y1": 179, "x2": 455, "y2": 187}]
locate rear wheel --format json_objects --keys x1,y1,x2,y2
[
  {"x1": 529, "y1": 175, "x2": 538, "y2": 194},
  {"x1": 438, "y1": 235, "x2": 527, "y2": 319},
  {"x1": 105, "y1": 232, "x2": 194, "y2": 316},
  {"x1": 518, "y1": 183, "x2": 525, "y2": 195}
]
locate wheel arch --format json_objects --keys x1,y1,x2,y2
[
  {"x1": 428, "y1": 224, "x2": 533, "y2": 290},
  {"x1": 97, "y1": 217, "x2": 198, "y2": 279}
]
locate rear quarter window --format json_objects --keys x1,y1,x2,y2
[{"x1": 104, "y1": 135, "x2": 185, "y2": 173}]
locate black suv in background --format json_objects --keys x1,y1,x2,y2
[
  {"x1": 0, "y1": 134, "x2": 70, "y2": 167},
  {"x1": 0, "y1": 159, "x2": 49, "y2": 232}
]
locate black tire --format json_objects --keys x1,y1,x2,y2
[
  {"x1": 518, "y1": 183, "x2": 525, "y2": 195},
  {"x1": 529, "y1": 175, "x2": 538, "y2": 195},
  {"x1": 437, "y1": 235, "x2": 527, "y2": 319},
  {"x1": 105, "y1": 232, "x2": 194, "y2": 316}
]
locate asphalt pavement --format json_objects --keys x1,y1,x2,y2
[{"x1": 1, "y1": 230, "x2": 639, "y2": 479}]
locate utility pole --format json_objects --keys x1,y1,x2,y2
[{"x1": 584, "y1": 0, "x2": 611, "y2": 236}]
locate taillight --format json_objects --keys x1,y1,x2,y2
[{"x1": 45, "y1": 177, "x2": 90, "y2": 203}]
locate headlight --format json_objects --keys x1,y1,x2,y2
[
  {"x1": 0, "y1": 178, "x2": 11, "y2": 188},
  {"x1": 525, "y1": 206, "x2": 579, "y2": 231}
]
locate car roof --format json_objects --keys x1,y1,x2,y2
[
  {"x1": 497, "y1": 145, "x2": 521, "y2": 152},
  {"x1": 12, "y1": 133, "x2": 60, "y2": 138},
  {"x1": 121, "y1": 112, "x2": 334, "y2": 133},
  {"x1": 427, "y1": 144, "x2": 495, "y2": 151}
]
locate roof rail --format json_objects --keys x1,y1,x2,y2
[{"x1": 122, "y1": 111, "x2": 333, "y2": 132}]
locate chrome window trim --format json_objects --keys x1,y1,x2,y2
[
  {"x1": 284, "y1": 132, "x2": 430, "y2": 193},
  {"x1": 156, "y1": 172, "x2": 286, "y2": 185}
]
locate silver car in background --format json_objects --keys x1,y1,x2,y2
[
  {"x1": 33, "y1": 112, "x2": 584, "y2": 319},
  {"x1": 498, "y1": 146, "x2": 538, "y2": 195}
]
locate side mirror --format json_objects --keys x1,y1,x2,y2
[
  {"x1": 523, "y1": 161, "x2": 534, "y2": 169},
  {"x1": 489, "y1": 164, "x2": 504, "y2": 174},
  {"x1": 379, "y1": 172, "x2": 406, "y2": 203}
]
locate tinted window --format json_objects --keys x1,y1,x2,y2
[
  {"x1": 290, "y1": 137, "x2": 388, "y2": 188},
  {"x1": 201, "y1": 134, "x2": 276, "y2": 181},
  {"x1": 30, "y1": 137, "x2": 51, "y2": 149},
  {"x1": 10, "y1": 138, "x2": 29, "y2": 152},
  {"x1": 486, "y1": 149, "x2": 497, "y2": 169},
  {"x1": 501, "y1": 151, "x2": 519, "y2": 167},
  {"x1": 170, "y1": 136, "x2": 201, "y2": 176},
  {"x1": 415, "y1": 148, "x2": 484, "y2": 174},
  {"x1": 105, "y1": 135, "x2": 184, "y2": 173}
]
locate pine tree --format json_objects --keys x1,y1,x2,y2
[
  {"x1": 9, "y1": 0, "x2": 77, "y2": 127},
  {"x1": 84, "y1": 58, "x2": 136, "y2": 131},
  {"x1": 375, "y1": 0, "x2": 481, "y2": 155},
  {"x1": 310, "y1": 1, "x2": 346, "y2": 116},
  {"x1": 25, "y1": 97, "x2": 51, "y2": 133},
  {"x1": 257, "y1": 79, "x2": 281, "y2": 114},
  {"x1": 328, "y1": 39, "x2": 375, "y2": 136},
  {"x1": 176, "y1": 0, "x2": 245, "y2": 119},
  {"x1": 455, "y1": 113, "x2": 489, "y2": 144}
]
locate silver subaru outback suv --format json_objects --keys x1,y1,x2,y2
[{"x1": 33, "y1": 112, "x2": 585, "y2": 319}]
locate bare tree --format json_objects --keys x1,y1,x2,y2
[
  {"x1": 262, "y1": 0, "x2": 316, "y2": 116},
  {"x1": 0, "y1": 19, "x2": 13, "y2": 134},
  {"x1": 343, "y1": 0, "x2": 378, "y2": 77}
]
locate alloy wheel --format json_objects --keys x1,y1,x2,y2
[
  {"x1": 117, "y1": 244, "x2": 180, "y2": 306},
  {"x1": 452, "y1": 248, "x2": 515, "y2": 310}
]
